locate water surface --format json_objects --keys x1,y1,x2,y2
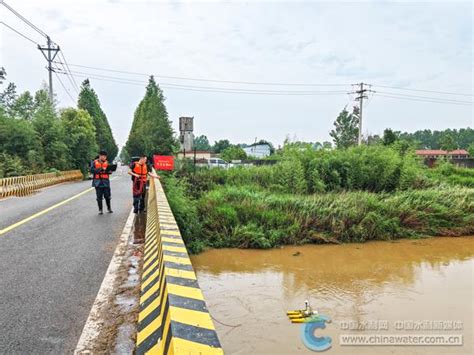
[{"x1": 191, "y1": 237, "x2": 474, "y2": 354}]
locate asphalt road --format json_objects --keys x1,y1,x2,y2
[{"x1": 0, "y1": 167, "x2": 134, "y2": 354}]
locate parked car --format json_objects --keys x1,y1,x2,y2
[{"x1": 208, "y1": 158, "x2": 230, "y2": 168}]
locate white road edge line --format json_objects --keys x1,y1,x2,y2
[{"x1": 74, "y1": 207, "x2": 135, "y2": 354}]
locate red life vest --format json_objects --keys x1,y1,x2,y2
[
  {"x1": 132, "y1": 163, "x2": 148, "y2": 182},
  {"x1": 94, "y1": 159, "x2": 109, "y2": 180}
]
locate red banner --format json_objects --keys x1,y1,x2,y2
[{"x1": 153, "y1": 155, "x2": 174, "y2": 171}]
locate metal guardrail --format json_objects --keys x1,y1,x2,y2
[
  {"x1": 136, "y1": 176, "x2": 223, "y2": 354},
  {"x1": 0, "y1": 170, "x2": 83, "y2": 198}
]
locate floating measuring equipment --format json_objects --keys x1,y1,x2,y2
[{"x1": 287, "y1": 300, "x2": 330, "y2": 324}]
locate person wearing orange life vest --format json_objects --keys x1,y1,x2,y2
[
  {"x1": 91, "y1": 150, "x2": 113, "y2": 215},
  {"x1": 128, "y1": 155, "x2": 159, "y2": 213}
]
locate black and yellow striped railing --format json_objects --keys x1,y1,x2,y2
[
  {"x1": 136, "y1": 176, "x2": 223, "y2": 355},
  {"x1": 0, "y1": 170, "x2": 83, "y2": 199}
]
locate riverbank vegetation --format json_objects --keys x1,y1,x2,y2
[{"x1": 163, "y1": 144, "x2": 474, "y2": 253}]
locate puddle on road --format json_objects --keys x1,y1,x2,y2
[
  {"x1": 191, "y1": 237, "x2": 474, "y2": 354},
  {"x1": 132, "y1": 213, "x2": 146, "y2": 243}
]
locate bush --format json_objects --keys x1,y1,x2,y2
[
  {"x1": 185, "y1": 145, "x2": 430, "y2": 195},
  {"x1": 305, "y1": 145, "x2": 426, "y2": 192},
  {"x1": 221, "y1": 145, "x2": 247, "y2": 162},
  {"x1": 162, "y1": 145, "x2": 474, "y2": 253},
  {"x1": 426, "y1": 161, "x2": 474, "y2": 188},
  {"x1": 0, "y1": 152, "x2": 29, "y2": 177},
  {"x1": 194, "y1": 185, "x2": 474, "y2": 248},
  {"x1": 161, "y1": 175, "x2": 203, "y2": 253},
  {"x1": 275, "y1": 159, "x2": 306, "y2": 194}
]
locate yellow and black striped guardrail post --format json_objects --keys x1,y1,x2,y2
[
  {"x1": 0, "y1": 170, "x2": 83, "y2": 199},
  {"x1": 136, "y1": 175, "x2": 224, "y2": 355}
]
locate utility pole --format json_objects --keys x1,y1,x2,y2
[
  {"x1": 38, "y1": 36, "x2": 60, "y2": 99},
  {"x1": 351, "y1": 82, "x2": 374, "y2": 145},
  {"x1": 356, "y1": 83, "x2": 367, "y2": 146}
]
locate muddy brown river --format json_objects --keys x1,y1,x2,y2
[{"x1": 191, "y1": 237, "x2": 474, "y2": 355}]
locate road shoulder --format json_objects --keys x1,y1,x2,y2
[{"x1": 75, "y1": 208, "x2": 142, "y2": 353}]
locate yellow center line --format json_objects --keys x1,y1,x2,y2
[
  {"x1": 0, "y1": 187, "x2": 94, "y2": 236},
  {"x1": 0, "y1": 175, "x2": 122, "y2": 236}
]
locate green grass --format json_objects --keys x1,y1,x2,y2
[
  {"x1": 425, "y1": 161, "x2": 474, "y2": 188},
  {"x1": 195, "y1": 186, "x2": 473, "y2": 249},
  {"x1": 162, "y1": 145, "x2": 474, "y2": 253}
]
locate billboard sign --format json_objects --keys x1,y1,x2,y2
[{"x1": 153, "y1": 155, "x2": 174, "y2": 171}]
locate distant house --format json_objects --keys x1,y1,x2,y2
[
  {"x1": 243, "y1": 144, "x2": 272, "y2": 158},
  {"x1": 415, "y1": 149, "x2": 469, "y2": 159}
]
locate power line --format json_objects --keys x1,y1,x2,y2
[
  {"x1": 58, "y1": 61, "x2": 79, "y2": 95},
  {"x1": 376, "y1": 91, "x2": 473, "y2": 105},
  {"x1": 2, "y1": 1, "x2": 64, "y2": 99},
  {"x1": 54, "y1": 61, "x2": 474, "y2": 98},
  {"x1": 52, "y1": 62, "x2": 474, "y2": 98},
  {"x1": 0, "y1": 21, "x2": 38, "y2": 45},
  {"x1": 65, "y1": 74, "x2": 346, "y2": 96},
  {"x1": 160, "y1": 86, "x2": 346, "y2": 96},
  {"x1": 52, "y1": 61, "x2": 350, "y2": 87},
  {"x1": 57, "y1": 52, "x2": 79, "y2": 94},
  {"x1": 1, "y1": 1, "x2": 47, "y2": 38},
  {"x1": 63, "y1": 69, "x2": 348, "y2": 94},
  {"x1": 55, "y1": 71, "x2": 144, "y2": 86},
  {"x1": 55, "y1": 70, "x2": 349, "y2": 96},
  {"x1": 59, "y1": 52, "x2": 80, "y2": 92},
  {"x1": 53, "y1": 71, "x2": 75, "y2": 105},
  {"x1": 376, "y1": 93, "x2": 473, "y2": 106},
  {"x1": 365, "y1": 89, "x2": 376, "y2": 107},
  {"x1": 53, "y1": 68, "x2": 144, "y2": 84},
  {"x1": 51, "y1": 65, "x2": 474, "y2": 105},
  {"x1": 373, "y1": 84, "x2": 473, "y2": 97},
  {"x1": 54, "y1": 69, "x2": 474, "y2": 104}
]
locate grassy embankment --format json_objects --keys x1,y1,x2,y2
[{"x1": 162, "y1": 145, "x2": 474, "y2": 253}]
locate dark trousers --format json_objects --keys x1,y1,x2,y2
[
  {"x1": 95, "y1": 186, "x2": 111, "y2": 211},
  {"x1": 95, "y1": 186, "x2": 111, "y2": 201},
  {"x1": 133, "y1": 189, "x2": 147, "y2": 212}
]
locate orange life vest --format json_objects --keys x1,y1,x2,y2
[
  {"x1": 133, "y1": 163, "x2": 148, "y2": 182},
  {"x1": 94, "y1": 159, "x2": 109, "y2": 180}
]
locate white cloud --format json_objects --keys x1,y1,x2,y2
[{"x1": 1, "y1": 0, "x2": 472, "y2": 148}]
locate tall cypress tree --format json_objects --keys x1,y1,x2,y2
[
  {"x1": 60, "y1": 108, "x2": 98, "y2": 174},
  {"x1": 78, "y1": 80, "x2": 118, "y2": 160},
  {"x1": 32, "y1": 89, "x2": 69, "y2": 170},
  {"x1": 125, "y1": 76, "x2": 177, "y2": 158}
]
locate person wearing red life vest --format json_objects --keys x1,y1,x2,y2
[
  {"x1": 128, "y1": 155, "x2": 159, "y2": 213},
  {"x1": 90, "y1": 150, "x2": 113, "y2": 214}
]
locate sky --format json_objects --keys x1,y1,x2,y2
[{"x1": 1, "y1": 0, "x2": 472, "y2": 149}]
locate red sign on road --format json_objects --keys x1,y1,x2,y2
[{"x1": 153, "y1": 155, "x2": 174, "y2": 171}]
